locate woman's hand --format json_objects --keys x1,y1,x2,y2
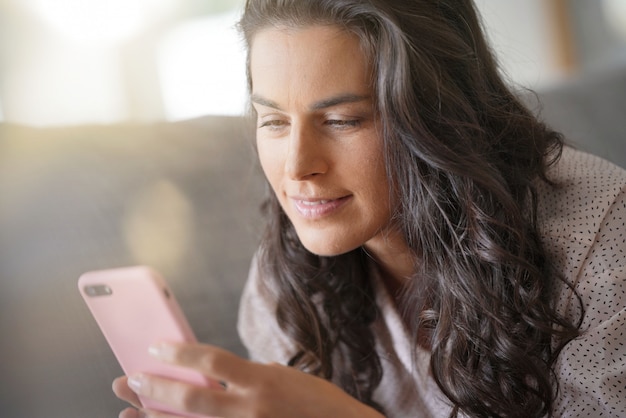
[{"x1": 112, "y1": 342, "x2": 384, "y2": 418}]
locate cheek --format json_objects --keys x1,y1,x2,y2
[
  {"x1": 358, "y1": 145, "x2": 389, "y2": 192},
  {"x1": 364, "y1": 150, "x2": 394, "y2": 216},
  {"x1": 257, "y1": 141, "x2": 282, "y2": 189}
]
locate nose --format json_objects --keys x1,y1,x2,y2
[{"x1": 284, "y1": 124, "x2": 328, "y2": 180}]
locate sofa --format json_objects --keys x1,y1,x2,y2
[{"x1": 0, "y1": 66, "x2": 624, "y2": 418}]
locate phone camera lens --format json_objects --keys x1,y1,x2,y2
[{"x1": 84, "y1": 285, "x2": 113, "y2": 297}]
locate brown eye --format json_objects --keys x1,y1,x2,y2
[
  {"x1": 259, "y1": 120, "x2": 288, "y2": 130},
  {"x1": 325, "y1": 119, "x2": 360, "y2": 129}
]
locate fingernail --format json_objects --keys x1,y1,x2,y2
[
  {"x1": 127, "y1": 374, "x2": 145, "y2": 392},
  {"x1": 148, "y1": 342, "x2": 174, "y2": 360},
  {"x1": 148, "y1": 343, "x2": 162, "y2": 357}
]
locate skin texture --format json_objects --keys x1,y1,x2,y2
[
  {"x1": 252, "y1": 25, "x2": 413, "y2": 282},
  {"x1": 112, "y1": 25, "x2": 404, "y2": 418},
  {"x1": 253, "y1": 26, "x2": 394, "y2": 256}
]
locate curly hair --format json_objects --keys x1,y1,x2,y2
[{"x1": 239, "y1": 1, "x2": 581, "y2": 416}]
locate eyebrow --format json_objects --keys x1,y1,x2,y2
[{"x1": 250, "y1": 93, "x2": 371, "y2": 111}]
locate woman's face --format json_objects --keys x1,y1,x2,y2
[{"x1": 250, "y1": 25, "x2": 397, "y2": 257}]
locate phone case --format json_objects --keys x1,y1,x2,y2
[{"x1": 78, "y1": 266, "x2": 214, "y2": 417}]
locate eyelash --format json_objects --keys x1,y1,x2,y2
[
  {"x1": 258, "y1": 120, "x2": 287, "y2": 130},
  {"x1": 325, "y1": 119, "x2": 361, "y2": 129},
  {"x1": 258, "y1": 119, "x2": 361, "y2": 131}
]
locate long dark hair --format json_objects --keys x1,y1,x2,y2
[{"x1": 239, "y1": 1, "x2": 581, "y2": 416}]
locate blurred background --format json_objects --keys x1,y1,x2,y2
[
  {"x1": 0, "y1": 0, "x2": 625, "y2": 127},
  {"x1": 1, "y1": 1, "x2": 626, "y2": 417},
  {"x1": 0, "y1": 0, "x2": 248, "y2": 126}
]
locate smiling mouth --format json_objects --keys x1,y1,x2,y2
[
  {"x1": 298, "y1": 199, "x2": 332, "y2": 205},
  {"x1": 291, "y1": 196, "x2": 351, "y2": 218}
]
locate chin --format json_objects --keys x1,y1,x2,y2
[{"x1": 298, "y1": 235, "x2": 361, "y2": 258}]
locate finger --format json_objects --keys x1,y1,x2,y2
[
  {"x1": 120, "y1": 408, "x2": 171, "y2": 418},
  {"x1": 140, "y1": 409, "x2": 194, "y2": 418},
  {"x1": 113, "y1": 376, "x2": 142, "y2": 409},
  {"x1": 118, "y1": 407, "x2": 145, "y2": 418},
  {"x1": 149, "y1": 342, "x2": 253, "y2": 384},
  {"x1": 128, "y1": 373, "x2": 240, "y2": 417}
]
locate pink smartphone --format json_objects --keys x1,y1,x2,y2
[{"x1": 78, "y1": 266, "x2": 215, "y2": 417}]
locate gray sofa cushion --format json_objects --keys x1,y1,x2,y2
[{"x1": 524, "y1": 66, "x2": 626, "y2": 169}]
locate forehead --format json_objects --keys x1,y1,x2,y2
[{"x1": 249, "y1": 25, "x2": 372, "y2": 104}]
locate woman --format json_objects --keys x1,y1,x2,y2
[{"x1": 114, "y1": 0, "x2": 626, "y2": 417}]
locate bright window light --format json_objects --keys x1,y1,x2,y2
[
  {"x1": 474, "y1": 0, "x2": 560, "y2": 88},
  {"x1": 3, "y1": 42, "x2": 129, "y2": 126},
  {"x1": 22, "y1": 0, "x2": 178, "y2": 45},
  {"x1": 157, "y1": 11, "x2": 248, "y2": 119},
  {"x1": 603, "y1": 0, "x2": 626, "y2": 40}
]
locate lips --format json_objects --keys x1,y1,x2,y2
[{"x1": 291, "y1": 195, "x2": 351, "y2": 218}]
